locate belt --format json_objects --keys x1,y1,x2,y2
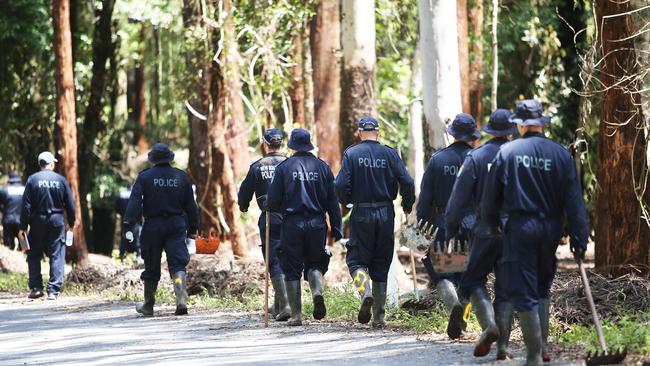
[
  {"x1": 354, "y1": 201, "x2": 392, "y2": 208},
  {"x1": 145, "y1": 213, "x2": 183, "y2": 219},
  {"x1": 509, "y1": 210, "x2": 558, "y2": 220},
  {"x1": 38, "y1": 209, "x2": 64, "y2": 215}
]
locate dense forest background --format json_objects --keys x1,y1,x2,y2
[{"x1": 0, "y1": 0, "x2": 647, "y2": 274}]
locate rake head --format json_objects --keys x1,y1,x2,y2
[{"x1": 585, "y1": 348, "x2": 627, "y2": 366}]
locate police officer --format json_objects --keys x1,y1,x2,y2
[
  {"x1": 124, "y1": 143, "x2": 199, "y2": 316},
  {"x1": 445, "y1": 109, "x2": 517, "y2": 359},
  {"x1": 19, "y1": 152, "x2": 76, "y2": 300},
  {"x1": 238, "y1": 128, "x2": 290, "y2": 322},
  {"x1": 115, "y1": 185, "x2": 142, "y2": 260},
  {"x1": 334, "y1": 116, "x2": 415, "y2": 327},
  {"x1": 267, "y1": 128, "x2": 343, "y2": 326},
  {"x1": 481, "y1": 100, "x2": 589, "y2": 366},
  {"x1": 416, "y1": 113, "x2": 480, "y2": 339},
  {"x1": 0, "y1": 172, "x2": 25, "y2": 249}
]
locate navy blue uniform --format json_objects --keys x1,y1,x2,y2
[
  {"x1": 124, "y1": 165, "x2": 199, "y2": 282},
  {"x1": 0, "y1": 182, "x2": 25, "y2": 247},
  {"x1": 20, "y1": 170, "x2": 75, "y2": 294},
  {"x1": 238, "y1": 152, "x2": 287, "y2": 278},
  {"x1": 417, "y1": 141, "x2": 473, "y2": 284},
  {"x1": 445, "y1": 138, "x2": 509, "y2": 302},
  {"x1": 334, "y1": 140, "x2": 415, "y2": 282},
  {"x1": 481, "y1": 132, "x2": 589, "y2": 311},
  {"x1": 266, "y1": 152, "x2": 343, "y2": 281},
  {"x1": 115, "y1": 188, "x2": 142, "y2": 256}
]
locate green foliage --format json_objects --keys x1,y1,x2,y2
[
  {"x1": 0, "y1": 272, "x2": 29, "y2": 292},
  {"x1": 560, "y1": 312, "x2": 650, "y2": 354}
]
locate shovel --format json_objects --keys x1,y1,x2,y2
[{"x1": 577, "y1": 258, "x2": 627, "y2": 365}]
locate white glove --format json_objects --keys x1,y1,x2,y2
[{"x1": 125, "y1": 231, "x2": 134, "y2": 243}]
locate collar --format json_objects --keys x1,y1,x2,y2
[
  {"x1": 451, "y1": 141, "x2": 473, "y2": 149},
  {"x1": 487, "y1": 137, "x2": 509, "y2": 145},
  {"x1": 265, "y1": 152, "x2": 284, "y2": 157},
  {"x1": 361, "y1": 139, "x2": 380, "y2": 144},
  {"x1": 523, "y1": 132, "x2": 545, "y2": 138},
  {"x1": 293, "y1": 151, "x2": 314, "y2": 157}
]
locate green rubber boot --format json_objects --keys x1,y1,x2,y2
[
  {"x1": 519, "y1": 310, "x2": 544, "y2": 366},
  {"x1": 436, "y1": 279, "x2": 465, "y2": 339},
  {"x1": 136, "y1": 281, "x2": 157, "y2": 316},
  {"x1": 352, "y1": 268, "x2": 373, "y2": 324},
  {"x1": 285, "y1": 280, "x2": 302, "y2": 326},
  {"x1": 371, "y1": 282, "x2": 387, "y2": 328},
  {"x1": 308, "y1": 270, "x2": 326, "y2": 320},
  {"x1": 539, "y1": 298, "x2": 551, "y2": 362},
  {"x1": 470, "y1": 288, "x2": 499, "y2": 357},
  {"x1": 272, "y1": 275, "x2": 291, "y2": 321},
  {"x1": 494, "y1": 302, "x2": 514, "y2": 360},
  {"x1": 172, "y1": 272, "x2": 188, "y2": 315}
]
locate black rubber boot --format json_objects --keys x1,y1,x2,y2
[
  {"x1": 471, "y1": 288, "x2": 499, "y2": 357},
  {"x1": 436, "y1": 279, "x2": 465, "y2": 339},
  {"x1": 271, "y1": 275, "x2": 291, "y2": 321},
  {"x1": 308, "y1": 270, "x2": 326, "y2": 320},
  {"x1": 285, "y1": 280, "x2": 302, "y2": 326},
  {"x1": 371, "y1": 282, "x2": 387, "y2": 328},
  {"x1": 494, "y1": 302, "x2": 514, "y2": 360},
  {"x1": 538, "y1": 298, "x2": 551, "y2": 362},
  {"x1": 136, "y1": 281, "x2": 158, "y2": 316},
  {"x1": 172, "y1": 272, "x2": 188, "y2": 315},
  {"x1": 519, "y1": 310, "x2": 544, "y2": 366},
  {"x1": 352, "y1": 268, "x2": 373, "y2": 324}
]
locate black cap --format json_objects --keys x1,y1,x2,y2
[
  {"x1": 287, "y1": 128, "x2": 314, "y2": 152},
  {"x1": 263, "y1": 128, "x2": 284, "y2": 147},
  {"x1": 446, "y1": 113, "x2": 481, "y2": 142},
  {"x1": 483, "y1": 109, "x2": 517, "y2": 136},
  {"x1": 148, "y1": 143, "x2": 175, "y2": 165},
  {"x1": 509, "y1": 100, "x2": 550, "y2": 126},
  {"x1": 8, "y1": 171, "x2": 21, "y2": 183},
  {"x1": 358, "y1": 116, "x2": 379, "y2": 131}
]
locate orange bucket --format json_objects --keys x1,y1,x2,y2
[{"x1": 195, "y1": 232, "x2": 220, "y2": 254}]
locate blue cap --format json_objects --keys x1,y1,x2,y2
[
  {"x1": 263, "y1": 128, "x2": 284, "y2": 147},
  {"x1": 483, "y1": 109, "x2": 517, "y2": 136},
  {"x1": 38, "y1": 151, "x2": 58, "y2": 165},
  {"x1": 148, "y1": 143, "x2": 175, "y2": 165},
  {"x1": 446, "y1": 113, "x2": 481, "y2": 142},
  {"x1": 8, "y1": 171, "x2": 21, "y2": 183},
  {"x1": 287, "y1": 128, "x2": 314, "y2": 152},
  {"x1": 509, "y1": 100, "x2": 551, "y2": 126},
  {"x1": 358, "y1": 116, "x2": 379, "y2": 131}
]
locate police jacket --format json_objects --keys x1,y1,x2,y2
[
  {"x1": 417, "y1": 141, "x2": 473, "y2": 224},
  {"x1": 0, "y1": 183, "x2": 25, "y2": 225},
  {"x1": 266, "y1": 152, "x2": 343, "y2": 239},
  {"x1": 124, "y1": 164, "x2": 199, "y2": 234},
  {"x1": 481, "y1": 132, "x2": 589, "y2": 249},
  {"x1": 334, "y1": 140, "x2": 415, "y2": 210},
  {"x1": 238, "y1": 152, "x2": 287, "y2": 212},
  {"x1": 19, "y1": 170, "x2": 75, "y2": 229},
  {"x1": 445, "y1": 137, "x2": 508, "y2": 238}
]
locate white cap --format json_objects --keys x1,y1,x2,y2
[{"x1": 38, "y1": 151, "x2": 58, "y2": 164}]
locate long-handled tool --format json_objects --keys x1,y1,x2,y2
[
  {"x1": 263, "y1": 211, "x2": 271, "y2": 327},
  {"x1": 577, "y1": 258, "x2": 627, "y2": 365}
]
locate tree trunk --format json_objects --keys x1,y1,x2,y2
[
  {"x1": 134, "y1": 25, "x2": 148, "y2": 153},
  {"x1": 468, "y1": 0, "x2": 484, "y2": 120},
  {"x1": 290, "y1": 32, "x2": 306, "y2": 128},
  {"x1": 303, "y1": 24, "x2": 315, "y2": 133},
  {"x1": 490, "y1": 0, "x2": 498, "y2": 111},
  {"x1": 340, "y1": 0, "x2": 376, "y2": 150},
  {"x1": 310, "y1": 0, "x2": 342, "y2": 174},
  {"x1": 53, "y1": 0, "x2": 88, "y2": 266},
  {"x1": 594, "y1": 0, "x2": 650, "y2": 275},
  {"x1": 79, "y1": 0, "x2": 115, "y2": 252},
  {"x1": 418, "y1": 0, "x2": 462, "y2": 151},
  {"x1": 408, "y1": 41, "x2": 424, "y2": 196},
  {"x1": 182, "y1": 0, "x2": 216, "y2": 234},
  {"x1": 457, "y1": 0, "x2": 470, "y2": 114}
]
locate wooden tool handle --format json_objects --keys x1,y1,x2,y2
[{"x1": 577, "y1": 259, "x2": 607, "y2": 352}]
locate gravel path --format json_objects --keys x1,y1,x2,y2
[{"x1": 0, "y1": 293, "x2": 583, "y2": 366}]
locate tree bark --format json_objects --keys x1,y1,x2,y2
[
  {"x1": 79, "y1": 0, "x2": 115, "y2": 252},
  {"x1": 418, "y1": 0, "x2": 462, "y2": 151},
  {"x1": 340, "y1": 0, "x2": 376, "y2": 151},
  {"x1": 490, "y1": 0, "x2": 498, "y2": 111},
  {"x1": 468, "y1": 0, "x2": 484, "y2": 120},
  {"x1": 290, "y1": 32, "x2": 306, "y2": 128},
  {"x1": 134, "y1": 25, "x2": 148, "y2": 153},
  {"x1": 408, "y1": 41, "x2": 424, "y2": 196},
  {"x1": 457, "y1": 0, "x2": 470, "y2": 114},
  {"x1": 311, "y1": 0, "x2": 342, "y2": 174},
  {"x1": 594, "y1": 0, "x2": 650, "y2": 275},
  {"x1": 53, "y1": 0, "x2": 88, "y2": 265},
  {"x1": 303, "y1": 24, "x2": 315, "y2": 132}
]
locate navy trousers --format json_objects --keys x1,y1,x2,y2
[
  {"x1": 258, "y1": 211, "x2": 284, "y2": 278},
  {"x1": 27, "y1": 214, "x2": 66, "y2": 294},
  {"x1": 422, "y1": 215, "x2": 464, "y2": 286},
  {"x1": 2, "y1": 222, "x2": 20, "y2": 248},
  {"x1": 120, "y1": 221, "x2": 142, "y2": 256},
  {"x1": 140, "y1": 216, "x2": 190, "y2": 282},
  {"x1": 458, "y1": 232, "x2": 507, "y2": 303},
  {"x1": 345, "y1": 206, "x2": 395, "y2": 282},
  {"x1": 502, "y1": 214, "x2": 561, "y2": 311},
  {"x1": 279, "y1": 213, "x2": 330, "y2": 281}
]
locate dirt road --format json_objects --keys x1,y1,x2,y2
[{"x1": 0, "y1": 293, "x2": 582, "y2": 366}]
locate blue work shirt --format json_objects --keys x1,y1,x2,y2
[
  {"x1": 417, "y1": 141, "x2": 473, "y2": 224},
  {"x1": 445, "y1": 137, "x2": 509, "y2": 238},
  {"x1": 124, "y1": 164, "x2": 199, "y2": 233},
  {"x1": 334, "y1": 140, "x2": 415, "y2": 209},
  {"x1": 20, "y1": 170, "x2": 76, "y2": 230},
  {"x1": 238, "y1": 152, "x2": 287, "y2": 212},
  {"x1": 266, "y1": 152, "x2": 343, "y2": 239},
  {"x1": 0, "y1": 182, "x2": 25, "y2": 224},
  {"x1": 481, "y1": 132, "x2": 589, "y2": 249}
]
